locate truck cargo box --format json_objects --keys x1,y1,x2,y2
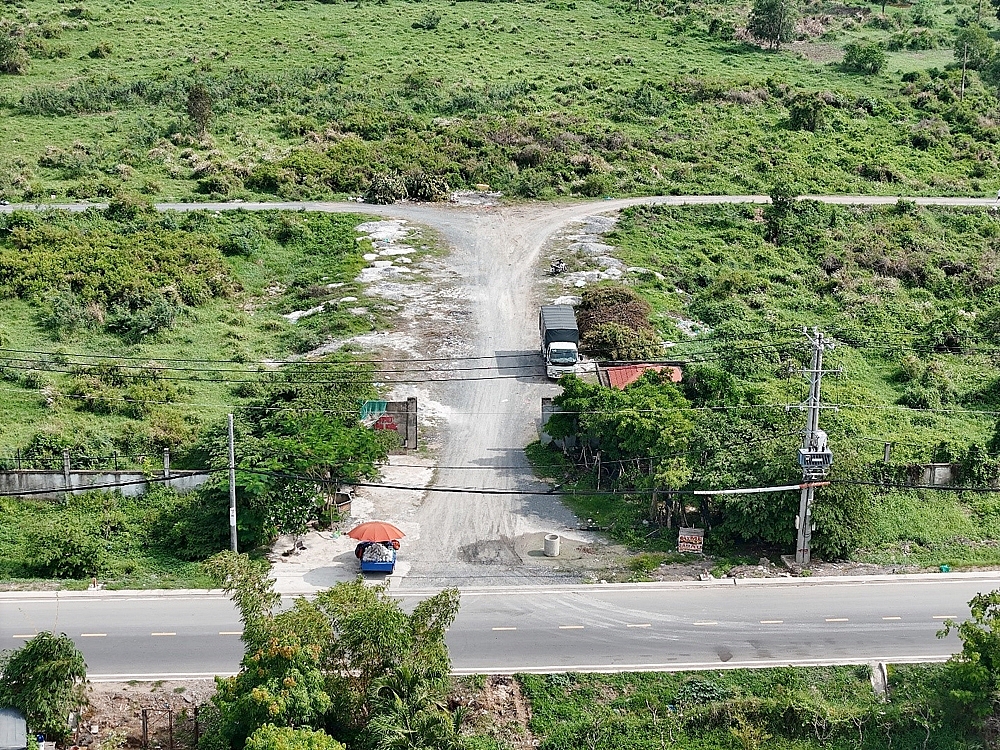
[{"x1": 540, "y1": 305, "x2": 579, "y2": 347}]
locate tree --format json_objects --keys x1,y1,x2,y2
[
  {"x1": 763, "y1": 180, "x2": 799, "y2": 244},
  {"x1": 748, "y1": 0, "x2": 797, "y2": 51},
  {"x1": 938, "y1": 590, "x2": 1000, "y2": 722},
  {"x1": 197, "y1": 360, "x2": 395, "y2": 549},
  {"x1": 203, "y1": 552, "x2": 462, "y2": 748},
  {"x1": 842, "y1": 41, "x2": 887, "y2": 75},
  {"x1": 0, "y1": 632, "x2": 87, "y2": 741},
  {"x1": 955, "y1": 25, "x2": 995, "y2": 70},
  {"x1": 246, "y1": 726, "x2": 344, "y2": 750},
  {"x1": 187, "y1": 83, "x2": 214, "y2": 135}
]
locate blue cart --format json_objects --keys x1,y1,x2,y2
[{"x1": 358, "y1": 544, "x2": 397, "y2": 573}]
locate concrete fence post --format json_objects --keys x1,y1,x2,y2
[
  {"x1": 163, "y1": 448, "x2": 171, "y2": 479},
  {"x1": 62, "y1": 449, "x2": 71, "y2": 501},
  {"x1": 406, "y1": 397, "x2": 418, "y2": 449}
]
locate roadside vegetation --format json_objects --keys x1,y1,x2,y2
[
  {"x1": 0, "y1": 0, "x2": 999, "y2": 201},
  {"x1": 538, "y1": 200, "x2": 1000, "y2": 569},
  {"x1": 0, "y1": 201, "x2": 403, "y2": 588}
]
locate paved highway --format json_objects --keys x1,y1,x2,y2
[{"x1": 2, "y1": 574, "x2": 995, "y2": 681}]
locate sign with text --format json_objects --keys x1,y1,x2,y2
[{"x1": 678, "y1": 527, "x2": 705, "y2": 554}]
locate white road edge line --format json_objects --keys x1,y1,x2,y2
[{"x1": 451, "y1": 654, "x2": 957, "y2": 675}]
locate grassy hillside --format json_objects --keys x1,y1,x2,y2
[
  {"x1": 539, "y1": 201, "x2": 1000, "y2": 568},
  {"x1": 0, "y1": 0, "x2": 998, "y2": 201}
]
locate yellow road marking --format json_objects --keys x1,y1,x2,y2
[
  {"x1": 151, "y1": 632, "x2": 176, "y2": 636},
  {"x1": 559, "y1": 625, "x2": 584, "y2": 630}
]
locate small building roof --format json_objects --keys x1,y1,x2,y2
[
  {"x1": 602, "y1": 364, "x2": 682, "y2": 390},
  {"x1": 0, "y1": 708, "x2": 27, "y2": 750}
]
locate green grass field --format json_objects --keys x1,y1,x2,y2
[
  {"x1": 0, "y1": 0, "x2": 997, "y2": 201},
  {"x1": 511, "y1": 665, "x2": 977, "y2": 749}
]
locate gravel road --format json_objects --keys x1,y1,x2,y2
[{"x1": 9, "y1": 194, "x2": 996, "y2": 587}]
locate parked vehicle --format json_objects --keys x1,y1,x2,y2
[{"x1": 540, "y1": 305, "x2": 580, "y2": 379}]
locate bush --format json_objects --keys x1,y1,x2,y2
[
  {"x1": 0, "y1": 34, "x2": 28, "y2": 75},
  {"x1": 105, "y1": 296, "x2": 179, "y2": 342},
  {"x1": 788, "y1": 92, "x2": 826, "y2": 132},
  {"x1": 412, "y1": 10, "x2": 442, "y2": 30},
  {"x1": 24, "y1": 518, "x2": 102, "y2": 578},
  {"x1": 364, "y1": 172, "x2": 407, "y2": 204},
  {"x1": 581, "y1": 322, "x2": 663, "y2": 360},
  {"x1": 87, "y1": 40, "x2": 112, "y2": 58},
  {"x1": 842, "y1": 41, "x2": 887, "y2": 75}
]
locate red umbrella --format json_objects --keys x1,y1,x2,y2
[{"x1": 346, "y1": 521, "x2": 405, "y2": 542}]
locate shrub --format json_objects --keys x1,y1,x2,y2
[
  {"x1": 842, "y1": 41, "x2": 887, "y2": 75},
  {"x1": 581, "y1": 322, "x2": 662, "y2": 360},
  {"x1": 24, "y1": 518, "x2": 102, "y2": 578},
  {"x1": 573, "y1": 172, "x2": 613, "y2": 197},
  {"x1": 0, "y1": 34, "x2": 28, "y2": 75},
  {"x1": 412, "y1": 10, "x2": 442, "y2": 30},
  {"x1": 576, "y1": 285, "x2": 653, "y2": 338},
  {"x1": 87, "y1": 40, "x2": 112, "y2": 58},
  {"x1": 788, "y1": 92, "x2": 826, "y2": 132},
  {"x1": 364, "y1": 172, "x2": 407, "y2": 204},
  {"x1": 105, "y1": 297, "x2": 179, "y2": 343},
  {"x1": 404, "y1": 170, "x2": 449, "y2": 201}
]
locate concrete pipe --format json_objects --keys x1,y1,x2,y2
[{"x1": 543, "y1": 533, "x2": 561, "y2": 557}]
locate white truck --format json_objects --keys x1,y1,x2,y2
[{"x1": 540, "y1": 305, "x2": 581, "y2": 379}]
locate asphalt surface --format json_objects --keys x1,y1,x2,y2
[{"x1": 2, "y1": 575, "x2": 994, "y2": 681}]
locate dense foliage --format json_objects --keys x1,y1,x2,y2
[
  {"x1": 201, "y1": 552, "x2": 463, "y2": 750},
  {"x1": 0, "y1": 632, "x2": 86, "y2": 741},
  {"x1": 542, "y1": 202, "x2": 1000, "y2": 565}
]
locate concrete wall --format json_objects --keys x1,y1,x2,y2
[{"x1": 0, "y1": 470, "x2": 212, "y2": 499}]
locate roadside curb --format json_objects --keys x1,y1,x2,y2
[
  {"x1": 5, "y1": 570, "x2": 1000, "y2": 601},
  {"x1": 395, "y1": 570, "x2": 1000, "y2": 597}
]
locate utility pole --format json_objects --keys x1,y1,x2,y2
[
  {"x1": 793, "y1": 329, "x2": 837, "y2": 565},
  {"x1": 228, "y1": 413, "x2": 238, "y2": 553}
]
